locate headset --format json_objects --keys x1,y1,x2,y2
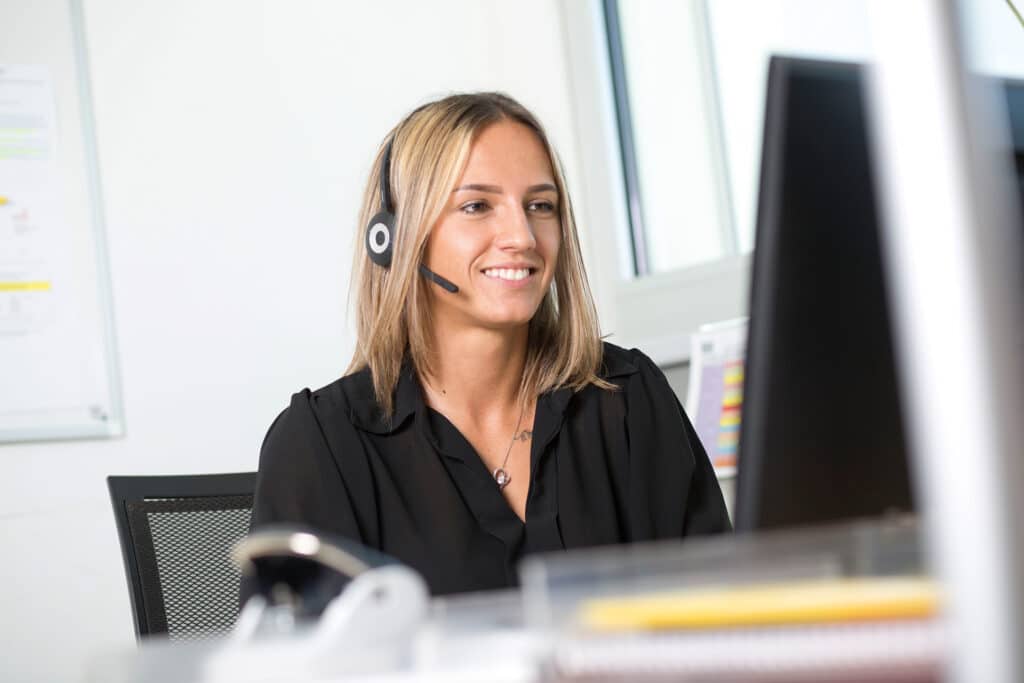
[{"x1": 365, "y1": 138, "x2": 459, "y2": 293}]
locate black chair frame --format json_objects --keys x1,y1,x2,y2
[{"x1": 107, "y1": 472, "x2": 257, "y2": 639}]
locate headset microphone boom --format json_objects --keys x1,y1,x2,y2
[{"x1": 365, "y1": 138, "x2": 459, "y2": 294}]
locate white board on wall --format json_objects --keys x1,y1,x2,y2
[{"x1": 0, "y1": 0, "x2": 122, "y2": 442}]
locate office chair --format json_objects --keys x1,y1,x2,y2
[{"x1": 107, "y1": 472, "x2": 257, "y2": 641}]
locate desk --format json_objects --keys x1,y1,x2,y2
[{"x1": 88, "y1": 518, "x2": 943, "y2": 682}]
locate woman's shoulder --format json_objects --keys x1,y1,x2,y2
[
  {"x1": 568, "y1": 342, "x2": 682, "y2": 427},
  {"x1": 590, "y1": 341, "x2": 681, "y2": 409},
  {"x1": 267, "y1": 367, "x2": 378, "y2": 435},
  {"x1": 598, "y1": 341, "x2": 660, "y2": 381}
]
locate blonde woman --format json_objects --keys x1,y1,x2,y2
[{"x1": 249, "y1": 93, "x2": 730, "y2": 595}]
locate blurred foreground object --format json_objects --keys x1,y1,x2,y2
[
  {"x1": 206, "y1": 526, "x2": 429, "y2": 681},
  {"x1": 868, "y1": 1, "x2": 1024, "y2": 681}
]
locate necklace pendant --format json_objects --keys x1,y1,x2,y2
[{"x1": 492, "y1": 467, "x2": 511, "y2": 490}]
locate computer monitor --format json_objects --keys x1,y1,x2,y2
[
  {"x1": 1004, "y1": 79, "x2": 1024, "y2": 236},
  {"x1": 733, "y1": 57, "x2": 915, "y2": 532}
]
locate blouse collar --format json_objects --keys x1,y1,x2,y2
[
  {"x1": 346, "y1": 363, "x2": 419, "y2": 435},
  {"x1": 349, "y1": 342, "x2": 639, "y2": 436}
]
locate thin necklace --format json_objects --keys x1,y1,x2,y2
[{"x1": 493, "y1": 402, "x2": 526, "y2": 490}]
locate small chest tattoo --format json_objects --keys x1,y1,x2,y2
[{"x1": 513, "y1": 429, "x2": 532, "y2": 443}]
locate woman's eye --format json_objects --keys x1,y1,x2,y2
[
  {"x1": 460, "y1": 200, "x2": 489, "y2": 215},
  {"x1": 528, "y1": 200, "x2": 557, "y2": 214}
]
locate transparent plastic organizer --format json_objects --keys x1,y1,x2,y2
[
  {"x1": 519, "y1": 515, "x2": 926, "y2": 632},
  {"x1": 519, "y1": 516, "x2": 941, "y2": 681}
]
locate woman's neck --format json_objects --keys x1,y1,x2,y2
[{"x1": 421, "y1": 325, "x2": 529, "y2": 423}]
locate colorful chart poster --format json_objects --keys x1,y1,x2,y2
[{"x1": 685, "y1": 318, "x2": 747, "y2": 475}]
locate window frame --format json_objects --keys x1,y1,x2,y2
[{"x1": 558, "y1": 0, "x2": 750, "y2": 366}]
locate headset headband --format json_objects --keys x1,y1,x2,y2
[{"x1": 379, "y1": 139, "x2": 394, "y2": 214}]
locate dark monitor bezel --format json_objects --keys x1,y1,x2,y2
[{"x1": 733, "y1": 56, "x2": 914, "y2": 533}]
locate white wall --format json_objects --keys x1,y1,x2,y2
[{"x1": 0, "y1": 2, "x2": 584, "y2": 680}]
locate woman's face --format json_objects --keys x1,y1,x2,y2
[{"x1": 422, "y1": 120, "x2": 561, "y2": 333}]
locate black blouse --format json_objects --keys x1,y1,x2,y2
[{"x1": 248, "y1": 342, "x2": 731, "y2": 596}]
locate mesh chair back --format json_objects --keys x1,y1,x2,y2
[{"x1": 107, "y1": 473, "x2": 257, "y2": 641}]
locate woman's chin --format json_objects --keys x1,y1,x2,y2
[{"x1": 475, "y1": 311, "x2": 537, "y2": 331}]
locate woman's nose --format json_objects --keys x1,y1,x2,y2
[{"x1": 495, "y1": 205, "x2": 537, "y2": 250}]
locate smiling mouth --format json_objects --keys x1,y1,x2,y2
[{"x1": 482, "y1": 267, "x2": 536, "y2": 282}]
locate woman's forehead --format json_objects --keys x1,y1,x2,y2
[{"x1": 457, "y1": 121, "x2": 555, "y2": 186}]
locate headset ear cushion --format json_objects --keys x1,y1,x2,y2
[{"x1": 365, "y1": 210, "x2": 395, "y2": 267}]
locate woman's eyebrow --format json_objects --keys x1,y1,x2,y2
[
  {"x1": 453, "y1": 183, "x2": 501, "y2": 194},
  {"x1": 451, "y1": 182, "x2": 558, "y2": 194}
]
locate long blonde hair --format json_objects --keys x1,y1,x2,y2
[{"x1": 346, "y1": 92, "x2": 611, "y2": 416}]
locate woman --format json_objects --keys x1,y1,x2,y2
[{"x1": 249, "y1": 92, "x2": 730, "y2": 596}]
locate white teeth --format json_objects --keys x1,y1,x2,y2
[{"x1": 484, "y1": 268, "x2": 530, "y2": 281}]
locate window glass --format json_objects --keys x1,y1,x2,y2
[
  {"x1": 705, "y1": 0, "x2": 872, "y2": 253},
  {"x1": 613, "y1": 0, "x2": 734, "y2": 275}
]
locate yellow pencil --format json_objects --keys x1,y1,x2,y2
[{"x1": 579, "y1": 576, "x2": 940, "y2": 631}]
